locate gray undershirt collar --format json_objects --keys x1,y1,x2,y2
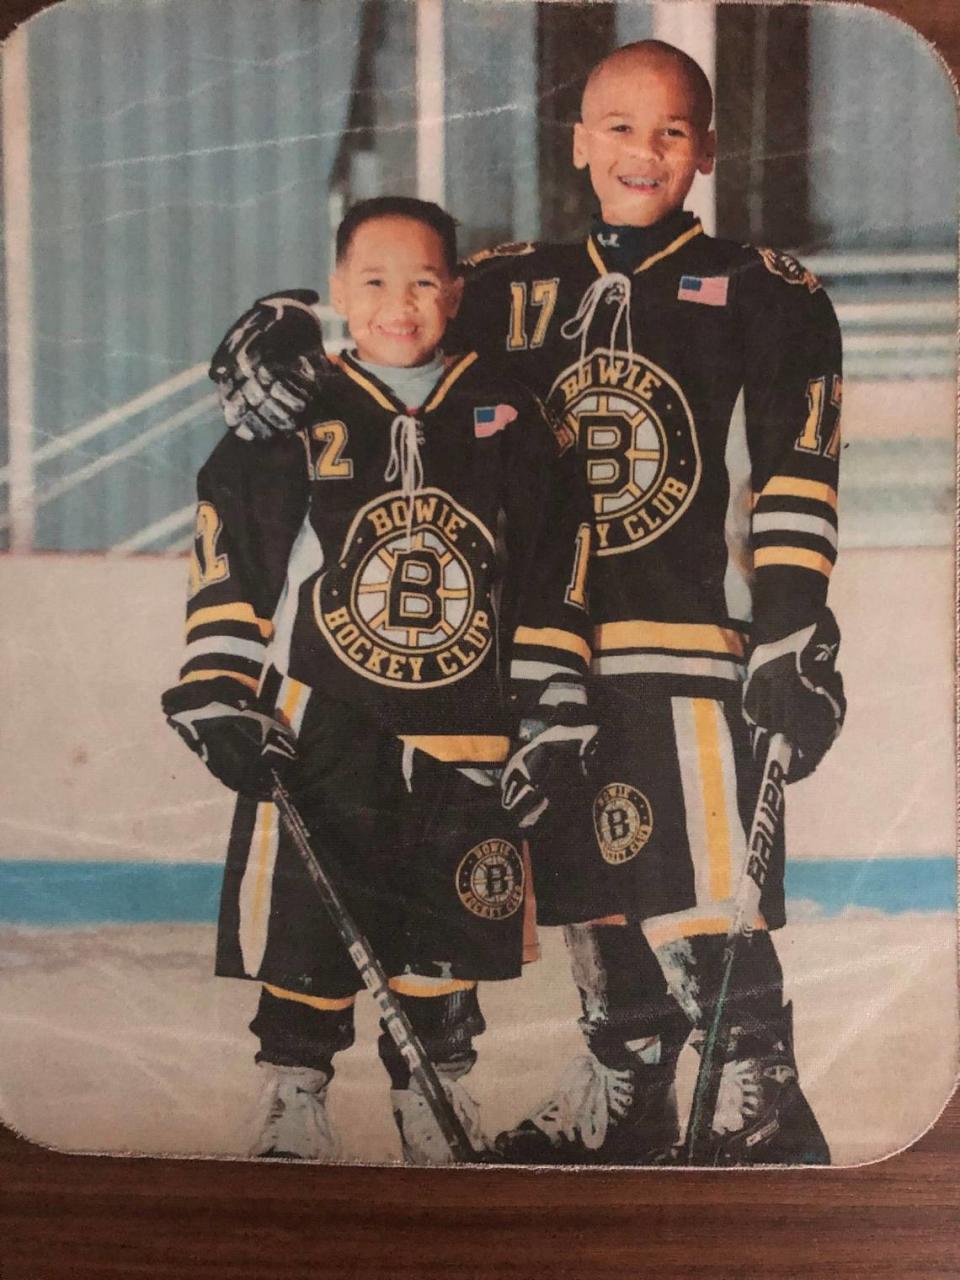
[{"x1": 353, "y1": 353, "x2": 446, "y2": 411}]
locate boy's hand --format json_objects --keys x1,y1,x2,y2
[
  {"x1": 162, "y1": 678, "x2": 298, "y2": 798},
  {"x1": 210, "y1": 290, "x2": 329, "y2": 440},
  {"x1": 742, "y1": 607, "x2": 845, "y2": 783},
  {"x1": 502, "y1": 682, "x2": 598, "y2": 828}
]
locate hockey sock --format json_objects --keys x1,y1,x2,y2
[
  {"x1": 565, "y1": 921, "x2": 689, "y2": 1070},
  {"x1": 664, "y1": 937, "x2": 830, "y2": 1164},
  {"x1": 250, "y1": 984, "x2": 356, "y2": 1075},
  {"x1": 652, "y1": 930, "x2": 785, "y2": 1036},
  {"x1": 377, "y1": 985, "x2": 486, "y2": 1089}
]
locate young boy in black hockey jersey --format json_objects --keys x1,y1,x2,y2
[
  {"x1": 204, "y1": 42, "x2": 845, "y2": 1167},
  {"x1": 163, "y1": 197, "x2": 593, "y2": 1164}
]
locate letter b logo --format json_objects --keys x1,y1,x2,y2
[{"x1": 388, "y1": 549, "x2": 442, "y2": 632}]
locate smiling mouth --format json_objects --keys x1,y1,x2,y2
[
  {"x1": 618, "y1": 176, "x2": 662, "y2": 191},
  {"x1": 377, "y1": 324, "x2": 419, "y2": 338}
]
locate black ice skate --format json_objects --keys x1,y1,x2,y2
[
  {"x1": 695, "y1": 1003, "x2": 830, "y2": 1166},
  {"x1": 493, "y1": 1050, "x2": 680, "y2": 1165}
]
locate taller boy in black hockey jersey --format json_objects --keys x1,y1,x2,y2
[
  {"x1": 459, "y1": 41, "x2": 843, "y2": 1166},
  {"x1": 163, "y1": 198, "x2": 593, "y2": 1164},
  {"x1": 204, "y1": 43, "x2": 845, "y2": 1167}
]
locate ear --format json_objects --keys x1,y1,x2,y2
[
  {"x1": 445, "y1": 274, "x2": 464, "y2": 319},
  {"x1": 572, "y1": 121, "x2": 589, "y2": 171},
  {"x1": 698, "y1": 129, "x2": 717, "y2": 177},
  {"x1": 329, "y1": 271, "x2": 346, "y2": 317}
]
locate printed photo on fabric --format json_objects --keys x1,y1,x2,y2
[{"x1": 0, "y1": 0, "x2": 956, "y2": 1170}]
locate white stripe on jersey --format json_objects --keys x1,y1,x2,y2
[
  {"x1": 672, "y1": 698, "x2": 711, "y2": 906},
  {"x1": 269, "y1": 515, "x2": 324, "y2": 674},
  {"x1": 510, "y1": 660, "x2": 582, "y2": 683},
  {"x1": 593, "y1": 654, "x2": 743, "y2": 680},
  {"x1": 238, "y1": 801, "x2": 280, "y2": 976},
  {"x1": 183, "y1": 635, "x2": 267, "y2": 665},
  {"x1": 752, "y1": 511, "x2": 839, "y2": 549},
  {"x1": 722, "y1": 388, "x2": 754, "y2": 626}
]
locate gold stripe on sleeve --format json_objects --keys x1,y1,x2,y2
[
  {"x1": 756, "y1": 476, "x2": 838, "y2": 509},
  {"x1": 179, "y1": 669, "x2": 260, "y2": 692},
  {"x1": 594, "y1": 621, "x2": 746, "y2": 657},
  {"x1": 513, "y1": 625, "x2": 591, "y2": 665},
  {"x1": 186, "y1": 602, "x2": 273, "y2": 640},
  {"x1": 754, "y1": 546, "x2": 834, "y2": 576}
]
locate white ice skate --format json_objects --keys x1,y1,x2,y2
[
  {"x1": 494, "y1": 1051, "x2": 679, "y2": 1164},
  {"x1": 251, "y1": 1062, "x2": 340, "y2": 1161},
  {"x1": 713, "y1": 1055, "x2": 770, "y2": 1136},
  {"x1": 390, "y1": 1068, "x2": 487, "y2": 1165},
  {"x1": 494, "y1": 1054, "x2": 631, "y2": 1159}
]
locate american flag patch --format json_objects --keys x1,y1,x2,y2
[
  {"x1": 474, "y1": 404, "x2": 518, "y2": 437},
  {"x1": 678, "y1": 274, "x2": 729, "y2": 307}
]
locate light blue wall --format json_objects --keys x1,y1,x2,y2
[
  {"x1": 1, "y1": 0, "x2": 955, "y2": 553},
  {"x1": 808, "y1": 5, "x2": 957, "y2": 248},
  {"x1": 445, "y1": 0, "x2": 539, "y2": 251},
  {"x1": 10, "y1": 0, "x2": 360, "y2": 550}
]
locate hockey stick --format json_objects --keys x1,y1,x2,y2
[
  {"x1": 269, "y1": 774, "x2": 478, "y2": 1164},
  {"x1": 683, "y1": 733, "x2": 793, "y2": 1165}
]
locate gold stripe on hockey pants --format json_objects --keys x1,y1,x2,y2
[{"x1": 238, "y1": 802, "x2": 279, "y2": 977}]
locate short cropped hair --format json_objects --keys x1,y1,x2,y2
[
  {"x1": 584, "y1": 40, "x2": 714, "y2": 134},
  {"x1": 335, "y1": 196, "x2": 460, "y2": 274}
]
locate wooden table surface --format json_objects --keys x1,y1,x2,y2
[
  {"x1": 1, "y1": 0, "x2": 957, "y2": 1275},
  {"x1": 2, "y1": 1098, "x2": 959, "y2": 1277},
  {"x1": 1, "y1": 1095, "x2": 960, "y2": 1274}
]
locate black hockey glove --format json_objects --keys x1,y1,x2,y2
[
  {"x1": 162, "y1": 677, "x2": 298, "y2": 799},
  {"x1": 502, "y1": 680, "x2": 599, "y2": 829},
  {"x1": 742, "y1": 607, "x2": 845, "y2": 783},
  {"x1": 210, "y1": 289, "x2": 329, "y2": 440}
]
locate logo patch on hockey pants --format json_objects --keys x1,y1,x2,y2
[{"x1": 456, "y1": 839, "x2": 524, "y2": 920}]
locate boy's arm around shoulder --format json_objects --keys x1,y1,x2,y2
[
  {"x1": 210, "y1": 289, "x2": 337, "y2": 440},
  {"x1": 449, "y1": 240, "x2": 547, "y2": 357}
]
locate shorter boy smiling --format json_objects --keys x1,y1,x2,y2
[{"x1": 163, "y1": 197, "x2": 594, "y2": 1164}]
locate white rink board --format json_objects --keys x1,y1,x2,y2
[{"x1": 0, "y1": 547, "x2": 953, "y2": 864}]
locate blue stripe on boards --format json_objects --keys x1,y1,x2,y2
[
  {"x1": 785, "y1": 856, "x2": 957, "y2": 917},
  {"x1": 0, "y1": 861, "x2": 222, "y2": 926},
  {"x1": 0, "y1": 858, "x2": 954, "y2": 926}
]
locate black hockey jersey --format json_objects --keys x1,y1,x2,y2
[
  {"x1": 453, "y1": 212, "x2": 842, "y2": 698},
  {"x1": 174, "y1": 351, "x2": 593, "y2": 760}
]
